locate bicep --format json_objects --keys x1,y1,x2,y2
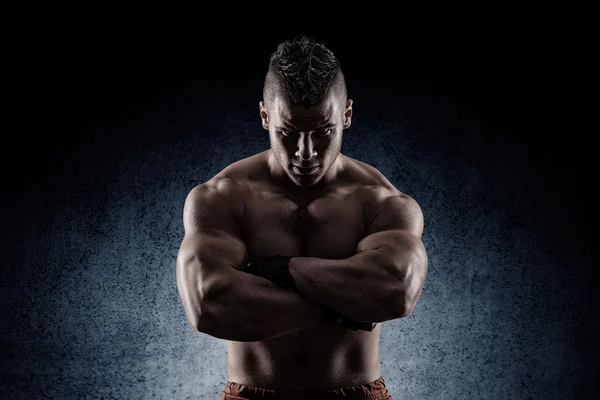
[
  {"x1": 355, "y1": 190, "x2": 428, "y2": 311},
  {"x1": 180, "y1": 182, "x2": 249, "y2": 270},
  {"x1": 176, "y1": 183, "x2": 249, "y2": 325},
  {"x1": 177, "y1": 230, "x2": 248, "y2": 288}
]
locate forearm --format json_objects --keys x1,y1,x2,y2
[
  {"x1": 197, "y1": 268, "x2": 325, "y2": 342},
  {"x1": 289, "y1": 249, "x2": 405, "y2": 323}
]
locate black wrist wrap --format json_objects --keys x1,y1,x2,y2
[
  {"x1": 321, "y1": 307, "x2": 377, "y2": 331},
  {"x1": 245, "y1": 254, "x2": 296, "y2": 289}
]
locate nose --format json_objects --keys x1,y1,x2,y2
[{"x1": 295, "y1": 134, "x2": 317, "y2": 161}]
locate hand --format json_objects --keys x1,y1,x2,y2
[{"x1": 245, "y1": 254, "x2": 296, "y2": 289}]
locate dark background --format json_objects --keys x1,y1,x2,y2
[{"x1": 2, "y1": 27, "x2": 596, "y2": 399}]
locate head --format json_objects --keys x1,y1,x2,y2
[{"x1": 259, "y1": 36, "x2": 353, "y2": 189}]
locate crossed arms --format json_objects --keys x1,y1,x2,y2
[{"x1": 176, "y1": 179, "x2": 428, "y2": 342}]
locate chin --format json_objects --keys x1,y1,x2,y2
[
  {"x1": 297, "y1": 176, "x2": 322, "y2": 187},
  {"x1": 287, "y1": 171, "x2": 319, "y2": 186}
]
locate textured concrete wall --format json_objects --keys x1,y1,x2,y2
[{"x1": 1, "y1": 78, "x2": 595, "y2": 399}]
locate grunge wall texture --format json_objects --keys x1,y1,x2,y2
[{"x1": 2, "y1": 31, "x2": 595, "y2": 399}]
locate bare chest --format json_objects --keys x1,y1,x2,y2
[{"x1": 240, "y1": 185, "x2": 367, "y2": 263}]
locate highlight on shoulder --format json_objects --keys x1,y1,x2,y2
[{"x1": 183, "y1": 176, "x2": 249, "y2": 236}]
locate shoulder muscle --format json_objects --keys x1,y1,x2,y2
[
  {"x1": 364, "y1": 187, "x2": 424, "y2": 238},
  {"x1": 183, "y1": 178, "x2": 247, "y2": 237}
]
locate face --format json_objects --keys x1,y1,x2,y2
[{"x1": 260, "y1": 90, "x2": 353, "y2": 188}]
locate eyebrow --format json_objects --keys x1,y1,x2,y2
[
  {"x1": 319, "y1": 123, "x2": 335, "y2": 129},
  {"x1": 275, "y1": 122, "x2": 335, "y2": 131},
  {"x1": 275, "y1": 126, "x2": 296, "y2": 133}
]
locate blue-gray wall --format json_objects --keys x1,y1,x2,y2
[{"x1": 1, "y1": 77, "x2": 595, "y2": 399}]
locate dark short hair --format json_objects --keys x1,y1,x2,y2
[{"x1": 263, "y1": 36, "x2": 346, "y2": 106}]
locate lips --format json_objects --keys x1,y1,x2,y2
[{"x1": 293, "y1": 165, "x2": 319, "y2": 175}]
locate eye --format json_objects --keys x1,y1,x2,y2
[{"x1": 315, "y1": 128, "x2": 332, "y2": 136}]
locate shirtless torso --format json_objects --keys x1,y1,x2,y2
[{"x1": 209, "y1": 149, "x2": 402, "y2": 390}]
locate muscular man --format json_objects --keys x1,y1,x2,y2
[{"x1": 176, "y1": 36, "x2": 428, "y2": 399}]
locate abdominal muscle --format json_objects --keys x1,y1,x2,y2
[{"x1": 227, "y1": 323, "x2": 382, "y2": 390}]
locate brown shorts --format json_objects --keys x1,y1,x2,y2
[{"x1": 220, "y1": 376, "x2": 393, "y2": 400}]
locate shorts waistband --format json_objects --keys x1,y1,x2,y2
[{"x1": 222, "y1": 376, "x2": 392, "y2": 399}]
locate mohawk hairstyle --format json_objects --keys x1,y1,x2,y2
[{"x1": 263, "y1": 36, "x2": 346, "y2": 106}]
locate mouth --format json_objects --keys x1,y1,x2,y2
[{"x1": 293, "y1": 165, "x2": 319, "y2": 175}]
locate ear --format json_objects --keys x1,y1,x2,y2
[
  {"x1": 343, "y1": 99, "x2": 353, "y2": 129},
  {"x1": 259, "y1": 101, "x2": 269, "y2": 130}
]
